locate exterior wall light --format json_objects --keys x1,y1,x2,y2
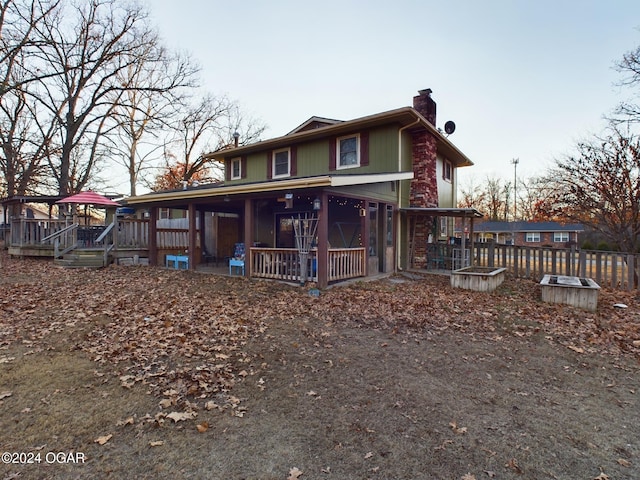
[{"x1": 313, "y1": 197, "x2": 321, "y2": 211}]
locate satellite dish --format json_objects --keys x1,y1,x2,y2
[{"x1": 444, "y1": 120, "x2": 456, "y2": 135}]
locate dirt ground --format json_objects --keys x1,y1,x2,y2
[{"x1": 1, "y1": 252, "x2": 639, "y2": 480}]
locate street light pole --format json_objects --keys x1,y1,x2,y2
[{"x1": 511, "y1": 158, "x2": 519, "y2": 221}]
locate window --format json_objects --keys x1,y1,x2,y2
[
  {"x1": 525, "y1": 232, "x2": 541, "y2": 242},
  {"x1": 159, "y1": 208, "x2": 170, "y2": 220},
  {"x1": 272, "y1": 149, "x2": 290, "y2": 177},
  {"x1": 231, "y1": 157, "x2": 241, "y2": 180},
  {"x1": 554, "y1": 232, "x2": 569, "y2": 243},
  {"x1": 443, "y1": 160, "x2": 452, "y2": 181},
  {"x1": 337, "y1": 134, "x2": 360, "y2": 169}
]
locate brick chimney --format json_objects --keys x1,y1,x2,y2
[
  {"x1": 409, "y1": 89, "x2": 439, "y2": 268},
  {"x1": 413, "y1": 88, "x2": 437, "y2": 126}
]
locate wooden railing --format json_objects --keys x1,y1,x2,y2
[
  {"x1": 250, "y1": 247, "x2": 365, "y2": 283},
  {"x1": 328, "y1": 247, "x2": 366, "y2": 282},
  {"x1": 10, "y1": 218, "x2": 69, "y2": 246},
  {"x1": 116, "y1": 219, "x2": 149, "y2": 248},
  {"x1": 250, "y1": 248, "x2": 317, "y2": 283},
  {"x1": 474, "y1": 243, "x2": 639, "y2": 290}
]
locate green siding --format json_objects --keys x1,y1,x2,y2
[{"x1": 224, "y1": 125, "x2": 403, "y2": 184}]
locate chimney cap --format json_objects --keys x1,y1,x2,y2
[{"x1": 418, "y1": 88, "x2": 433, "y2": 96}]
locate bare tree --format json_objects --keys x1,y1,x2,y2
[
  {"x1": 0, "y1": 0, "x2": 59, "y2": 217},
  {"x1": 106, "y1": 43, "x2": 199, "y2": 196},
  {"x1": 549, "y1": 124, "x2": 640, "y2": 253},
  {"x1": 27, "y1": 0, "x2": 169, "y2": 196},
  {"x1": 614, "y1": 38, "x2": 640, "y2": 122},
  {"x1": 147, "y1": 95, "x2": 266, "y2": 191}
]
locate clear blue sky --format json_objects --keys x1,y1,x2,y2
[{"x1": 145, "y1": 0, "x2": 640, "y2": 188}]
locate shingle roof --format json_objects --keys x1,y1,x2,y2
[{"x1": 475, "y1": 221, "x2": 584, "y2": 233}]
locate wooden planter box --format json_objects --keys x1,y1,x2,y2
[
  {"x1": 540, "y1": 275, "x2": 600, "y2": 311},
  {"x1": 451, "y1": 266, "x2": 506, "y2": 292}
]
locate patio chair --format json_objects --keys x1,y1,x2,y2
[{"x1": 229, "y1": 242, "x2": 245, "y2": 275}]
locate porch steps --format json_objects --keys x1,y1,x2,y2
[{"x1": 54, "y1": 249, "x2": 107, "y2": 269}]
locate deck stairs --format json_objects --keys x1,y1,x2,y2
[{"x1": 54, "y1": 248, "x2": 110, "y2": 268}]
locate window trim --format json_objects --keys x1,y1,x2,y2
[
  {"x1": 443, "y1": 159, "x2": 453, "y2": 182},
  {"x1": 553, "y1": 231, "x2": 569, "y2": 243},
  {"x1": 336, "y1": 134, "x2": 360, "y2": 170},
  {"x1": 272, "y1": 148, "x2": 291, "y2": 178},
  {"x1": 525, "y1": 232, "x2": 541, "y2": 243},
  {"x1": 230, "y1": 157, "x2": 242, "y2": 180}
]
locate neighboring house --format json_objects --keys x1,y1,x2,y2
[
  {"x1": 125, "y1": 89, "x2": 479, "y2": 287},
  {"x1": 473, "y1": 221, "x2": 584, "y2": 247}
]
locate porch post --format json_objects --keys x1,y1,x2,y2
[
  {"x1": 199, "y1": 209, "x2": 206, "y2": 257},
  {"x1": 317, "y1": 191, "x2": 329, "y2": 289},
  {"x1": 149, "y1": 207, "x2": 158, "y2": 266},
  {"x1": 243, "y1": 198, "x2": 253, "y2": 277},
  {"x1": 469, "y1": 216, "x2": 476, "y2": 266},
  {"x1": 188, "y1": 203, "x2": 197, "y2": 270}
]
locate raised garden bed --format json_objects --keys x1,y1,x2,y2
[
  {"x1": 540, "y1": 274, "x2": 600, "y2": 311},
  {"x1": 450, "y1": 266, "x2": 506, "y2": 292}
]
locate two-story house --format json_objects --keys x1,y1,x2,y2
[{"x1": 125, "y1": 89, "x2": 479, "y2": 287}]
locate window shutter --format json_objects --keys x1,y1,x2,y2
[
  {"x1": 290, "y1": 146, "x2": 297, "y2": 176},
  {"x1": 225, "y1": 159, "x2": 231, "y2": 181},
  {"x1": 360, "y1": 131, "x2": 369, "y2": 166},
  {"x1": 266, "y1": 151, "x2": 273, "y2": 179},
  {"x1": 241, "y1": 156, "x2": 247, "y2": 179},
  {"x1": 329, "y1": 138, "x2": 336, "y2": 171}
]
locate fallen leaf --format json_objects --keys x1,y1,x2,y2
[
  {"x1": 288, "y1": 467, "x2": 303, "y2": 479},
  {"x1": 462, "y1": 474, "x2": 477, "y2": 480},
  {"x1": 166, "y1": 411, "x2": 197, "y2": 422},
  {"x1": 568, "y1": 345, "x2": 584, "y2": 354},
  {"x1": 593, "y1": 474, "x2": 609, "y2": 480},
  {"x1": 364, "y1": 451, "x2": 374, "y2": 459},
  {"x1": 0, "y1": 391, "x2": 13, "y2": 400},
  {"x1": 116, "y1": 416, "x2": 135, "y2": 426},
  {"x1": 94, "y1": 434, "x2": 113, "y2": 445},
  {"x1": 205, "y1": 401, "x2": 219, "y2": 410},
  {"x1": 617, "y1": 458, "x2": 631, "y2": 467},
  {"x1": 196, "y1": 421, "x2": 209, "y2": 433},
  {"x1": 449, "y1": 420, "x2": 468, "y2": 434},
  {"x1": 484, "y1": 471, "x2": 496, "y2": 478},
  {"x1": 149, "y1": 440, "x2": 164, "y2": 447},
  {"x1": 159, "y1": 398, "x2": 172, "y2": 408}
]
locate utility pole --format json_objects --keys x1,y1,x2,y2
[{"x1": 511, "y1": 158, "x2": 519, "y2": 221}]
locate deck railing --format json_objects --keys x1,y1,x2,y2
[{"x1": 10, "y1": 218, "x2": 69, "y2": 247}]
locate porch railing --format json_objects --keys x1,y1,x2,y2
[
  {"x1": 250, "y1": 248, "x2": 317, "y2": 283},
  {"x1": 328, "y1": 247, "x2": 366, "y2": 282},
  {"x1": 250, "y1": 247, "x2": 366, "y2": 283}
]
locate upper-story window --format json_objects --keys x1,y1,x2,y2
[
  {"x1": 443, "y1": 160, "x2": 452, "y2": 182},
  {"x1": 273, "y1": 148, "x2": 290, "y2": 177},
  {"x1": 231, "y1": 157, "x2": 242, "y2": 180},
  {"x1": 337, "y1": 134, "x2": 360, "y2": 169}
]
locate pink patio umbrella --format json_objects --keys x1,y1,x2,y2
[
  {"x1": 55, "y1": 190, "x2": 121, "y2": 207},
  {"x1": 56, "y1": 191, "x2": 121, "y2": 226}
]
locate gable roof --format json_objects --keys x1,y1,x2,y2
[
  {"x1": 476, "y1": 221, "x2": 584, "y2": 233},
  {"x1": 205, "y1": 107, "x2": 473, "y2": 168},
  {"x1": 287, "y1": 116, "x2": 343, "y2": 135}
]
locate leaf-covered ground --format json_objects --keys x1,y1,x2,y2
[{"x1": 1, "y1": 253, "x2": 639, "y2": 479}]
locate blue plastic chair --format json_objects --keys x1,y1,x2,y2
[{"x1": 229, "y1": 242, "x2": 245, "y2": 275}]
